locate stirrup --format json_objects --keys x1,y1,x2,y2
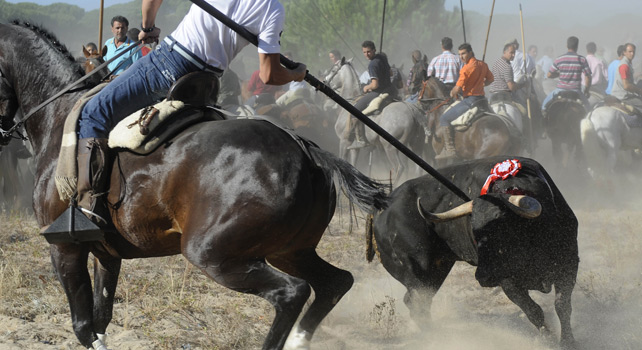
[{"x1": 347, "y1": 140, "x2": 368, "y2": 149}]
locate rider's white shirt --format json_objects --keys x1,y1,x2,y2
[{"x1": 171, "y1": 0, "x2": 284, "y2": 71}]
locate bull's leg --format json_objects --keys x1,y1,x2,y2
[
  {"x1": 500, "y1": 279, "x2": 548, "y2": 332},
  {"x1": 555, "y1": 277, "x2": 577, "y2": 349},
  {"x1": 50, "y1": 244, "x2": 97, "y2": 348},
  {"x1": 92, "y1": 256, "x2": 122, "y2": 339},
  {"x1": 187, "y1": 255, "x2": 310, "y2": 350},
  {"x1": 268, "y1": 248, "x2": 353, "y2": 350},
  {"x1": 403, "y1": 257, "x2": 456, "y2": 329}
]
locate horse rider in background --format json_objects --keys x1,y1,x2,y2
[
  {"x1": 507, "y1": 39, "x2": 544, "y2": 132},
  {"x1": 606, "y1": 44, "x2": 625, "y2": 95},
  {"x1": 75, "y1": 0, "x2": 306, "y2": 228},
  {"x1": 103, "y1": 15, "x2": 143, "y2": 76},
  {"x1": 585, "y1": 41, "x2": 608, "y2": 94},
  {"x1": 610, "y1": 43, "x2": 642, "y2": 115},
  {"x1": 541, "y1": 36, "x2": 592, "y2": 115},
  {"x1": 488, "y1": 42, "x2": 517, "y2": 103},
  {"x1": 405, "y1": 49, "x2": 427, "y2": 103},
  {"x1": 348, "y1": 40, "x2": 397, "y2": 149},
  {"x1": 435, "y1": 43, "x2": 493, "y2": 161},
  {"x1": 427, "y1": 37, "x2": 462, "y2": 93}
]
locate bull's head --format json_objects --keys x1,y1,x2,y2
[{"x1": 417, "y1": 193, "x2": 545, "y2": 288}]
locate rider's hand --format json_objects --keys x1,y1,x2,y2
[
  {"x1": 138, "y1": 27, "x2": 161, "y2": 44},
  {"x1": 291, "y1": 63, "x2": 307, "y2": 82}
]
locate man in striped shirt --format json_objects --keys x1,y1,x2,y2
[
  {"x1": 541, "y1": 36, "x2": 591, "y2": 113},
  {"x1": 427, "y1": 37, "x2": 462, "y2": 92},
  {"x1": 488, "y1": 43, "x2": 517, "y2": 101}
]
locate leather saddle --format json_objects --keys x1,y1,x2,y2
[{"x1": 167, "y1": 71, "x2": 220, "y2": 107}]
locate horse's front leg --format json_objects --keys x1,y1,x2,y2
[
  {"x1": 50, "y1": 243, "x2": 97, "y2": 348},
  {"x1": 93, "y1": 256, "x2": 122, "y2": 340}
]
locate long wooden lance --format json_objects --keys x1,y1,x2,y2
[
  {"x1": 460, "y1": 0, "x2": 467, "y2": 43},
  {"x1": 519, "y1": 4, "x2": 535, "y2": 154},
  {"x1": 188, "y1": 0, "x2": 471, "y2": 202},
  {"x1": 482, "y1": 0, "x2": 496, "y2": 61},
  {"x1": 380, "y1": 0, "x2": 387, "y2": 52},
  {"x1": 98, "y1": 0, "x2": 104, "y2": 54}
]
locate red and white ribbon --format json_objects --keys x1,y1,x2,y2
[{"x1": 480, "y1": 159, "x2": 522, "y2": 195}]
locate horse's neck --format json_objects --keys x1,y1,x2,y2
[{"x1": 338, "y1": 65, "x2": 360, "y2": 98}]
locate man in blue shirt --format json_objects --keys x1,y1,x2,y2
[
  {"x1": 606, "y1": 44, "x2": 625, "y2": 95},
  {"x1": 104, "y1": 16, "x2": 142, "y2": 76}
]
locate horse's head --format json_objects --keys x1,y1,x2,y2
[
  {"x1": 82, "y1": 44, "x2": 107, "y2": 75},
  {"x1": 324, "y1": 58, "x2": 345, "y2": 86},
  {"x1": 0, "y1": 66, "x2": 19, "y2": 147}
]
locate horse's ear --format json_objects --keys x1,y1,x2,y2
[
  {"x1": 341, "y1": 56, "x2": 345, "y2": 65},
  {"x1": 82, "y1": 45, "x2": 90, "y2": 58},
  {"x1": 101, "y1": 45, "x2": 108, "y2": 58}
]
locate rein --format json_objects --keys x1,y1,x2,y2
[
  {"x1": 0, "y1": 40, "x2": 142, "y2": 141},
  {"x1": 427, "y1": 97, "x2": 452, "y2": 114}
]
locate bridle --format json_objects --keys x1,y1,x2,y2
[{"x1": 0, "y1": 40, "x2": 142, "y2": 142}]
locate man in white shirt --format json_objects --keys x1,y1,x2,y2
[{"x1": 76, "y1": 0, "x2": 306, "y2": 226}]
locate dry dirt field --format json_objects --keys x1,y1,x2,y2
[{"x1": 1, "y1": 161, "x2": 641, "y2": 350}]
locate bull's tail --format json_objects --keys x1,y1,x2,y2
[
  {"x1": 309, "y1": 146, "x2": 389, "y2": 212},
  {"x1": 580, "y1": 114, "x2": 604, "y2": 176}
]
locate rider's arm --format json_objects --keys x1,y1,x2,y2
[
  {"x1": 139, "y1": 0, "x2": 162, "y2": 42},
  {"x1": 363, "y1": 78, "x2": 379, "y2": 93},
  {"x1": 620, "y1": 65, "x2": 642, "y2": 96},
  {"x1": 259, "y1": 53, "x2": 307, "y2": 85},
  {"x1": 507, "y1": 81, "x2": 517, "y2": 92}
]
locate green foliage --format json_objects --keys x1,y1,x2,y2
[{"x1": 0, "y1": 0, "x2": 463, "y2": 71}]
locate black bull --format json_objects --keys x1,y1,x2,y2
[{"x1": 366, "y1": 156, "x2": 578, "y2": 348}]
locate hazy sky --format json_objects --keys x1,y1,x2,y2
[
  {"x1": 445, "y1": 0, "x2": 637, "y2": 23},
  {"x1": 5, "y1": 0, "x2": 131, "y2": 10}
]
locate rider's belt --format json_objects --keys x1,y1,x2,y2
[{"x1": 164, "y1": 36, "x2": 223, "y2": 76}]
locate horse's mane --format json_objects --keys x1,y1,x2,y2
[{"x1": 10, "y1": 20, "x2": 84, "y2": 76}]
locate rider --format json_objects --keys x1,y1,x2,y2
[
  {"x1": 436, "y1": 43, "x2": 493, "y2": 161},
  {"x1": 585, "y1": 41, "x2": 608, "y2": 94},
  {"x1": 488, "y1": 43, "x2": 517, "y2": 102},
  {"x1": 606, "y1": 45, "x2": 625, "y2": 95},
  {"x1": 610, "y1": 43, "x2": 642, "y2": 114},
  {"x1": 427, "y1": 37, "x2": 462, "y2": 93},
  {"x1": 405, "y1": 50, "x2": 428, "y2": 103},
  {"x1": 103, "y1": 16, "x2": 143, "y2": 76},
  {"x1": 348, "y1": 40, "x2": 396, "y2": 149},
  {"x1": 541, "y1": 36, "x2": 592, "y2": 114},
  {"x1": 76, "y1": 0, "x2": 307, "y2": 228}
]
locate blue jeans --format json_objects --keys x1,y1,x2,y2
[
  {"x1": 541, "y1": 88, "x2": 590, "y2": 112},
  {"x1": 440, "y1": 95, "x2": 485, "y2": 126},
  {"x1": 78, "y1": 41, "x2": 202, "y2": 138}
]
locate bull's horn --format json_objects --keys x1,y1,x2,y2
[
  {"x1": 506, "y1": 195, "x2": 542, "y2": 219},
  {"x1": 417, "y1": 197, "x2": 473, "y2": 223}
]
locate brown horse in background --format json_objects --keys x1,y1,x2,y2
[
  {"x1": 0, "y1": 22, "x2": 388, "y2": 350},
  {"x1": 425, "y1": 80, "x2": 522, "y2": 165}
]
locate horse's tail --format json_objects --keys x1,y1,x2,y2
[
  {"x1": 580, "y1": 112, "x2": 604, "y2": 175},
  {"x1": 308, "y1": 146, "x2": 389, "y2": 212}
]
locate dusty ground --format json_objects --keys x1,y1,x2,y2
[{"x1": 1, "y1": 156, "x2": 642, "y2": 350}]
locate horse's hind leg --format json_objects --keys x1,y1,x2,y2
[
  {"x1": 92, "y1": 256, "x2": 122, "y2": 340},
  {"x1": 50, "y1": 244, "x2": 96, "y2": 348},
  {"x1": 268, "y1": 248, "x2": 354, "y2": 349},
  {"x1": 188, "y1": 255, "x2": 311, "y2": 350}
]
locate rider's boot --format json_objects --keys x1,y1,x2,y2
[
  {"x1": 347, "y1": 122, "x2": 369, "y2": 149},
  {"x1": 435, "y1": 125, "x2": 458, "y2": 160},
  {"x1": 77, "y1": 138, "x2": 112, "y2": 228}
]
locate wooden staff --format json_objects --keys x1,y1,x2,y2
[
  {"x1": 379, "y1": 0, "x2": 387, "y2": 52},
  {"x1": 98, "y1": 0, "x2": 104, "y2": 54},
  {"x1": 519, "y1": 3, "x2": 535, "y2": 153},
  {"x1": 460, "y1": 0, "x2": 467, "y2": 43},
  {"x1": 481, "y1": 0, "x2": 496, "y2": 61}
]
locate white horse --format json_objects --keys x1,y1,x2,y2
[
  {"x1": 581, "y1": 106, "x2": 642, "y2": 179},
  {"x1": 324, "y1": 58, "x2": 361, "y2": 114}
]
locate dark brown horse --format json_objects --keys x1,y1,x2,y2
[
  {"x1": 544, "y1": 97, "x2": 587, "y2": 168},
  {"x1": 0, "y1": 22, "x2": 387, "y2": 350},
  {"x1": 425, "y1": 80, "x2": 522, "y2": 165}
]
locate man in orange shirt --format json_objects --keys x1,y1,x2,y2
[{"x1": 436, "y1": 43, "x2": 494, "y2": 160}]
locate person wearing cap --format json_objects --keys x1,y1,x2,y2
[
  {"x1": 436, "y1": 43, "x2": 493, "y2": 161},
  {"x1": 75, "y1": 0, "x2": 307, "y2": 230}
]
